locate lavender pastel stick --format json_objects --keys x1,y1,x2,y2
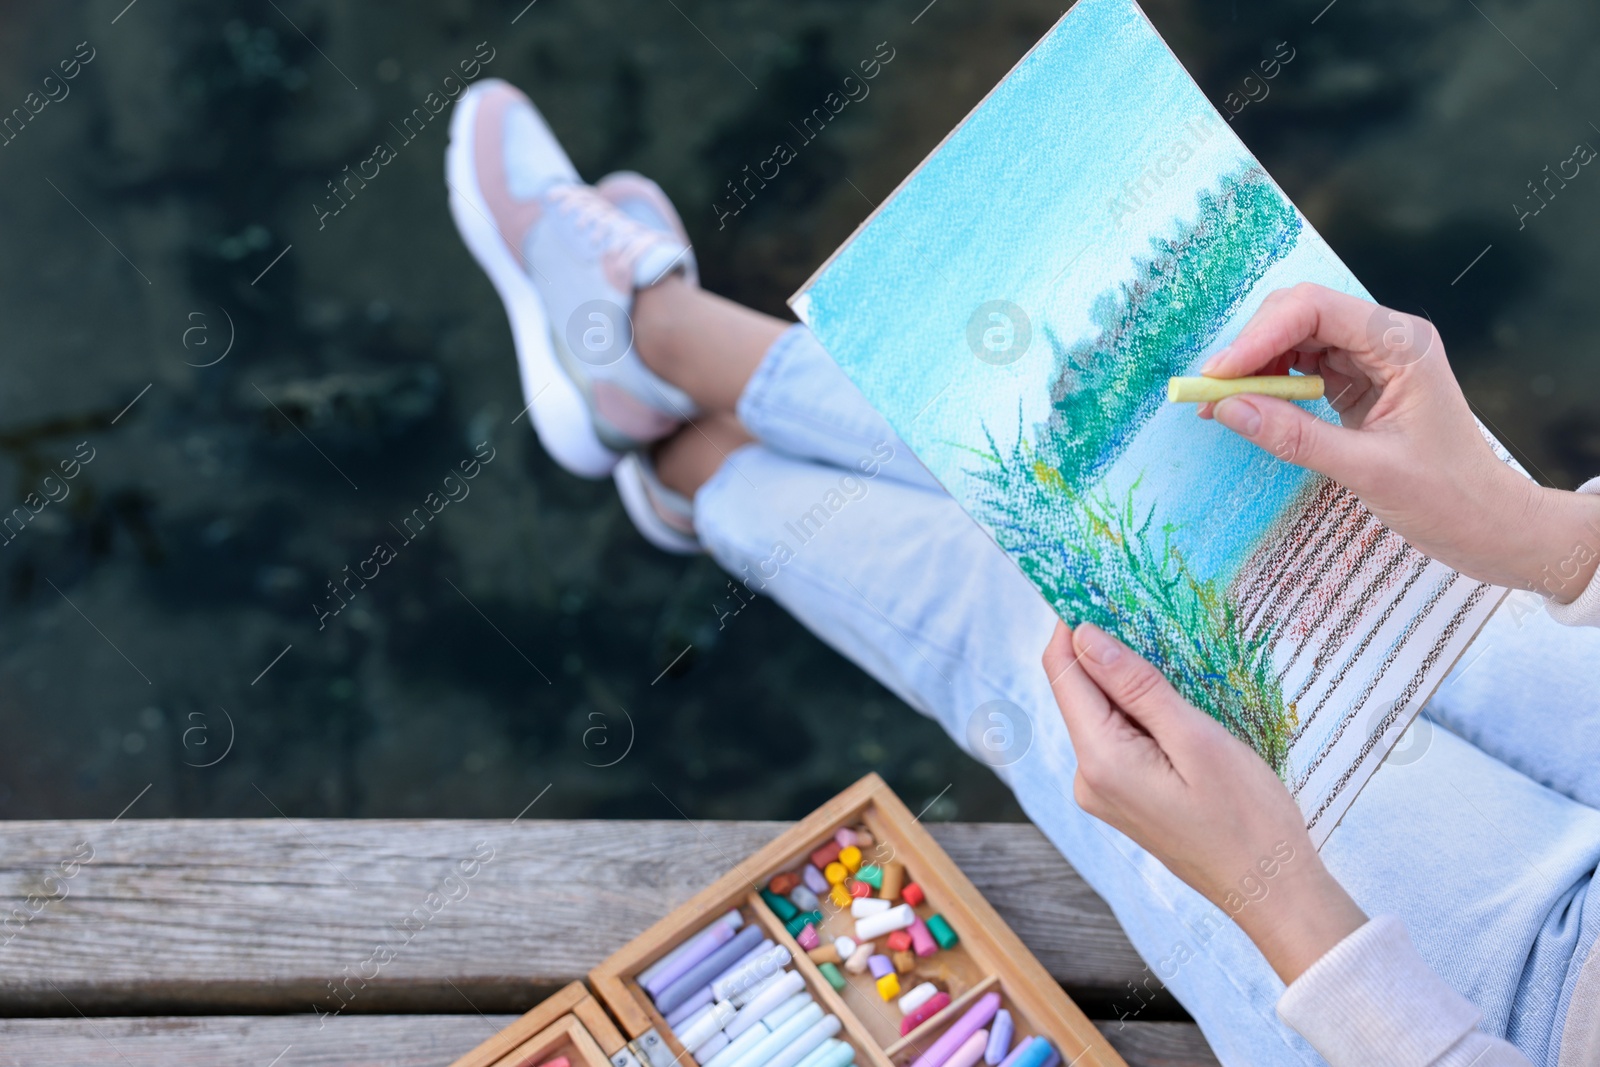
[
  {"x1": 984, "y1": 1009, "x2": 1013, "y2": 1065},
  {"x1": 1004, "y1": 1039, "x2": 1053, "y2": 1067},
  {"x1": 647, "y1": 914, "x2": 743, "y2": 996},
  {"x1": 657, "y1": 924, "x2": 768, "y2": 1014},
  {"x1": 641, "y1": 909, "x2": 742, "y2": 990},
  {"x1": 908, "y1": 992, "x2": 1001, "y2": 1067}
]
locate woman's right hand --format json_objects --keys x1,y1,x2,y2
[{"x1": 1199, "y1": 283, "x2": 1600, "y2": 602}]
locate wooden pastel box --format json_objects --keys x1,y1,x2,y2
[{"x1": 451, "y1": 774, "x2": 1126, "y2": 1067}]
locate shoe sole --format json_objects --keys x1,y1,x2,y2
[
  {"x1": 614, "y1": 454, "x2": 702, "y2": 555},
  {"x1": 445, "y1": 86, "x2": 620, "y2": 479}
]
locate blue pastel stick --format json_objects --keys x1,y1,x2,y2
[
  {"x1": 759, "y1": 1014, "x2": 841, "y2": 1067},
  {"x1": 792, "y1": 1039, "x2": 847, "y2": 1067},
  {"x1": 706, "y1": 1023, "x2": 772, "y2": 1067},
  {"x1": 806, "y1": 1045, "x2": 854, "y2": 1067},
  {"x1": 1005, "y1": 1039, "x2": 1053, "y2": 1067},
  {"x1": 724, "y1": 1003, "x2": 825, "y2": 1067}
]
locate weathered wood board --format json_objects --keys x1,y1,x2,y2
[{"x1": 0, "y1": 820, "x2": 1152, "y2": 1015}]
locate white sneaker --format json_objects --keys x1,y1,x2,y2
[
  {"x1": 446, "y1": 80, "x2": 698, "y2": 477},
  {"x1": 614, "y1": 452, "x2": 702, "y2": 555}
]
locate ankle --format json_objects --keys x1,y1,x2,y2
[
  {"x1": 633, "y1": 274, "x2": 695, "y2": 380},
  {"x1": 653, "y1": 415, "x2": 753, "y2": 498}
]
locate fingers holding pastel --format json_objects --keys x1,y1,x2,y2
[{"x1": 1202, "y1": 284, "x2": 1377, "y2": 378}]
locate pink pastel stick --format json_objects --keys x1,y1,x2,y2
[
  {"x1": 943, "y1": 1030, "x2": 989, "y2": 1067},
  {"x1": 908, "y1": 916, "x2": 937, "y2": 957},
  {"x1": 899, "y1": 992, "x2": 952, "y2": 1036},
  {"x1": 909, "y1": 992, "x2": 1001, "y2": 1067}
]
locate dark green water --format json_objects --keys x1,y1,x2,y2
[{"x1": 0, "y1": 0, "x2": 1595, "y2": 822}]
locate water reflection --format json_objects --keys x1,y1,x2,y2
[{"x1": 0, "y1": 0, "x2": 1593, "y2": 820}]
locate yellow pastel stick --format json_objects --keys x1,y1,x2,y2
[{"x1": 1167, "y1": 374, "x2": 1324, "y2": 403}]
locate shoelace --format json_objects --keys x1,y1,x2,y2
[{"x1": 547, "y1": 184, "x2": 665, "y2": 267}]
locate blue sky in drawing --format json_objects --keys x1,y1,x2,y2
[{"x1": 794, "y1": 0, "x2": 1372, "y2": 578}]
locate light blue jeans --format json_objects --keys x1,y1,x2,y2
[{"x1": 694, "y1": 325, "x2": 1600, "y2": 1067}]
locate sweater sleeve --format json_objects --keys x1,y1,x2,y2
[
  {"x1": 1276, "y1": 915, "x2": 1532, "y2": 1067},
  {"x1": 1543, "y1": 477, "x2": 1600, "y2": 628}
]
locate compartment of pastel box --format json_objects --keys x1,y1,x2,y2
[
  {"x1": 887, "y1": 988, "x2": 1060, "y2": 1067},
  {"x1": 631, "y1": 903, "x2": 876, "y2": 1067},
  {"x1": 491, "y1": 1014, "x2": 614, "y2": 1067},
  {"x1": 751, "y1": 823, "x2": 989, "y2": 1055}
]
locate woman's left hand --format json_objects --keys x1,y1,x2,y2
[{"x1": 1042, "y1": 620, "x2": 1368, "y2": 984}]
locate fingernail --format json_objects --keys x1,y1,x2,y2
[
  {"x1": 1213, "y1": 396, "x2": 1262, "y2": 437},
  {"x1": 1200, "y1": 348, "x2": 1229, "y2": 374},
  {"x1": 1076, "y1": 624, "x2": 1121, "y2": 665}
]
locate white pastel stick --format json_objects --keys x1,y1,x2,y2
[
  {"x1": 789, "y1": 885, "x2": 820, "y2": 911},
  {"x1": 696, "y1": 1033, "x2": 732, "y2": 1065},
  {"x1": 713, "y1": 945, "x2": 790, "y2": 1001},
  {"x1": 832, "y1": 936, "x2": 856, "y2": 959},
  {"x1": 898, "y1": 982, "x2": 939, "y2": 1015},
  {"x1": 726, "y1": 971, "x2": 805, "y2": 1039},
  {"x1": 760, "y1": 1014, "x2": 842, "y2": 1067},
  {"x1": 640, "y1": 909, "x2": 744, "y2": 989},
  {"x1": 850, "y1": 898, "x2": 890, "y2": 918},
  {"x1": 705, "y1": 1022, "x2": 771, "y2": 1067},
  {"x1": 679, "y1": 1001, "x2": 738, "y2": 1052},
  {"x1": 730, "y1": 970, "x2": 786, "y2": 1009},
  {"x1": 672, "y1": 1001, "x2": 717, "y2": 1037},
  {"x1": 854, "y1": 903, "x2": 915, "y2": 941},
  {"x1": 759, "y1": 992, "x2": 815, "y2": 1032}
]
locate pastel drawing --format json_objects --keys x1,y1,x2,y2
[{"x1": 792, "y1": 0, "x2": 1502, "y2": 840}]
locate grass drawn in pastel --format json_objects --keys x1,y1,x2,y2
[
  {"x1": 964, "y1": 165, "x2": 1305, "y2": 773},
  {"x1": 970, "y1": 426, "x2": 1296, "y2": 774},
  {"x1": 1040, "y1": 164, "x2": 1302, "y2": 492}
]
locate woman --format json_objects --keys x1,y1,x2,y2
[{"x1": 446, "y1": 79, "x2": 1600, "y2": 1066}]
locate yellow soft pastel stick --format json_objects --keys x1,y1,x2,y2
[{"x1": 1167, "y1": 374, "x2": 1324, "y2": 403}]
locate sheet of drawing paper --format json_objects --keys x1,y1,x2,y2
[{"x1": 791, "y1": 0, "x2": 1507, "y2": 844}]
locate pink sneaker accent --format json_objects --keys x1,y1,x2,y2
[
  {"x1": 598, "y1": 172, "x2": 698, "y2": 285},
  {"x1": 591, "y1": 381, "x2": 683, "y2": 442},
  {"x1": 471, "y1": 83, "x2": 548, "y2": 264}
]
